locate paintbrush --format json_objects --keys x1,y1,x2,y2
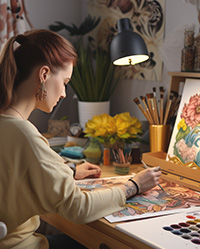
[
  {"x1": 152, "y1": 87, "x2": 159, "y2": 124},
  {"x1": 145, "y1": 93, "x2": 154, "y2": 120},
  {"x1": 163, "y1": 93, "x2": 173, "y2": 125},
  {"x1": 140, "y1": 96, "x2": 154, "y2": 124},
  {"x1": 168, "y1": 91, "x2": 178, "y2": 122},
  {"x1": 133, "y1": 98, "x2": 153, "y2": 124},
  {"x1": 171, "y1": 95, "x2": 181, "y2": 118},
  {"x1": 146, "y1": 93, "x2": 157, "y2": 124},
  {"x1": 159, "y1": 87, "x2": 164, "y2": 124},
  {"x1": 153, "y1": 87, "x2": 156, "y2": 98},
  {"x1": 140, "y1": 159, "x2": 169, "y2": 195}
]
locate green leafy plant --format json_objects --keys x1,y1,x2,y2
[
  {"x1": 70, "y1": 45, "x2": 118, "y2": 101},
  {"x1": 49, "y1": 15, "x2": 119, "y2": 102},
  {"x1": 49, "y1": 14, "x2": 100, "y2": 37}
]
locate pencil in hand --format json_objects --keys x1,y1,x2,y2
[{"x1": 140, "y1": 159, "x2": 169, "y2": 195}]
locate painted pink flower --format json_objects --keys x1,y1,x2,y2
[
  {"x1": 181, "y1": 94, "x2": 200, "y2": 129},
  {"x1": 184, "y1": 146, "x2": 197, "y2": 163},
  {"x1": 177, "y1": 140, "x2": 197, "y2": 163},
  {"x1": 176, "y1": 139, "x2": 187, "y2": 155}
]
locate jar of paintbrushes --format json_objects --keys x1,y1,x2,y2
[{"x1": 133, "y1": 87, "x2": 177, "y2": 152}]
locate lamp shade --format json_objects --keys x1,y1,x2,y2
[{"x1": 110, "y1": 18, "x2": 149, "y2": 66}]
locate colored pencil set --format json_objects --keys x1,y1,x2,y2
[
  {"x1": 112, "y1": 148, "x2": 132, "y2": 164},
  {"x1": 133, "y1": 87, "x2": 181, "y2": 125}
]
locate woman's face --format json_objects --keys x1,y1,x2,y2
[{"x1": 37, "y1": 62, "x2": 73, "y2": 113}]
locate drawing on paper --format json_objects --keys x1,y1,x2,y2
[
  {"x1": 75, "y1": 175, "x2": 132, "y2": 191},
  {"x1": 76, "y1": 175, "x2": 200, "y2": 223},
  {"x1": 106, "y1": 180, "x2": 200, "y2": 222}
]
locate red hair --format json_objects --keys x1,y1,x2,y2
[{"x1": 0, "y1": 29, "x2": 77, "y2": 112}]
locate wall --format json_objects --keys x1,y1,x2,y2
[
  {"x1": 111, "y1": 1, "x2": 198, "y2": 120},
  {"x1": 26, "y1": 0, "x2": 83, "y2": 132},
  {"x1": 26, "y1": 0, "x2": 199, "y2": 132}
]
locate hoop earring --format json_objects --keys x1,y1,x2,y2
[{"x1": 35, "y1": 82, "x2": 47, "y2": 101}]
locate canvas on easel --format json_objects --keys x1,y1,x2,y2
[{"x1": 167, "y1": 78, "x2": 200, "y2": 169}]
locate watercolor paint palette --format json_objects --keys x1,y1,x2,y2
[{"x1": 116, "y1": 207, "x2": 200, "y2": 249}]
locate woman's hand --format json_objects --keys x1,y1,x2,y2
[
  {"x1": 118, "y1": 167, "x2": 162, "y2": 198},
  {"x1": 131, "y1": 167, "x2": 162, "y2": 194},
  {"x1": 74, "y1": 162, "x2": 102, "y2": 180}
]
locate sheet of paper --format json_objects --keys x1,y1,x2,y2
[
  {"x1": 105, "y1": 180, "x2": 200, "y2": 223},
  {"x1": 75, "y1": 174, "x2": 135, "y2": 191},
  {"x1": 76, "y1": 176, "x2": 200, "y2": 223}
]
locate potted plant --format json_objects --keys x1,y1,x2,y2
[{"x1": 49, "y1": 15, "x2": 119, "y2": 128}]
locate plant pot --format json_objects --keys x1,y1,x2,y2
[
  {"x1": 78, "y1": 100, "x2": 110, "y2": 129},
  {"x1": 113, "y1": 162, "x2": 130, "y2": 175}
]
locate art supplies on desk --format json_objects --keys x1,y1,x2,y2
[
  {"x1": 133, "y1": 86, "x2": 181, "y2": 125},
  {"x1": 75, "y1": 175, "x2": 200, "y2": 223},
  {"x1": 116, "y1": 207, "x2": 200, "y2": 249},
  {"x1": 105, "y1": 179, "x2": 200, "y2": 223},
  {"x1": 60, "y1": 146, "x2": 85, "y2": 159}
]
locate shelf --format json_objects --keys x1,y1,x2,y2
[{"x1": 168, "y1": 71, "x2": 200, "y2": 78}]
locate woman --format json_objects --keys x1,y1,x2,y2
[{"x1": 0, "y1": 29, "x2": 161, "y2": 249}]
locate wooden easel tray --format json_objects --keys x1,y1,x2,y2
[{"x1": 142, "y1": 151, "x2": 200, "y2": 191}]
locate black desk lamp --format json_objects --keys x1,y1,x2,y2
[{"x1": 110, "y1": 18, "x2": 149, "y2": 66}]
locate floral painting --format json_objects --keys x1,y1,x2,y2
[
  {"x1": 167, "y1": 79, "x2": 200, "y2": 169},
  {"x1": 105, "y1": 179, "x2": 200, "y2": 222},
  {"x1": 87, "y1": 0, "x2": 165, "y2": 81},
  {"x1": 76, "y1": 176, "x2": 200, "y2": 223},
  {"x1": 75, "y1": 175, "x2": 132, "y2": 191}
]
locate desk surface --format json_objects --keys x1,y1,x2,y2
[{"x1": 41, "y1": 164, "x2": 157, "y2": 249}]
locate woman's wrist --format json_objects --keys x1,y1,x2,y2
[
  {"x1": 128, "y1": 178, "x2": 139, "y2": 195},
  {"x1": 124, "y1": 180, "x2": 138, "y2": 198}
]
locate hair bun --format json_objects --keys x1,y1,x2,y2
[{"x1": 15, "y1": 34, "x2": 27, "y2": 45}]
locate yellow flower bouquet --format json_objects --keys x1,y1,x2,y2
[{"x1": 84, "y1": 112, "x2": 143, "y2": 164}]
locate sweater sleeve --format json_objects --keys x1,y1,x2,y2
[
  {"x1": 15, "y1": 121, "x2": 126, "y2": 224},
  {"x1": 26, "y1": 158, "x2": 126, "y2": 224}
]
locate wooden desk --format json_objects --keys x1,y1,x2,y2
[{"x1": 41, "y1": 164, "x2": 154, "y2": 249}]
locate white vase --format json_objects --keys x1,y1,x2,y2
[{"x1": 78, "y1": 100, "x2": 110, "y2": 129}]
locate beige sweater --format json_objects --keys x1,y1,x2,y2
[{"x1": 0, "y1": 115, "x2": 125, "y2": 249}]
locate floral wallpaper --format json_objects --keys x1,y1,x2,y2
[
  {"x1": 167, "y1": 79, "x2": 200, "y2": 169},
  {"x1": 87, "y1": 0, "x2": 165, "y2": 81},
  {"x1": 0, "y1": 0, "x2": 32, "y2": 51}
]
